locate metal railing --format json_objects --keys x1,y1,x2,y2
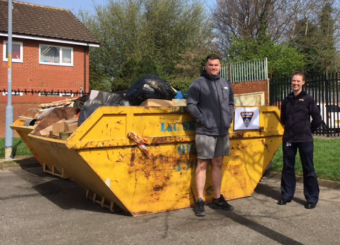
[
  {"x1": 221, "y1": 58, "x2": 268, "y2": 83},
  {"x1": 1, "y1": 89, "x2": 87, "y2": 97}
]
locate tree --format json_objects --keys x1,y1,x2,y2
[
  {"x1": 316, "y1": 1, "x2": 337, "y2": 72},
  {"x1": 291, "y1": 18, "x2": 321, "y2": 73},
  {"x1": 79, "y1": 0, "x2": 210, "y2": 91},
  {"x1": 211, "y1": 0, "x2": 305, "y2": 76},
  {"x1": 113, "y1": 55, "x2": 158, "y2": 91},
  {"x1": 292, "y1": 1, "x2": 339, "y2": 73},
  {"x1": 211, "y1": 0, "x2": 340, "y2": 75},
  {"x1": 227, "y1": 37, "x2": 305, "y2": 76},
  {"x1": 211, "y1": 0, "x2": 296, "y2": 57}
]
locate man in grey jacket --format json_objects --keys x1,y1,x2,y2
[{"x1": 187, "y1": 54, "x2": 234, "y2": 217}]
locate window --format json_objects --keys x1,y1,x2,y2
[
  {"x1": 39, "y1": 44, "x2": 73, "y2": 66},
  {"x1": 3, "y1": 41, "x2": 23, "y2": 62}
]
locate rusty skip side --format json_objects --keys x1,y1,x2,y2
[
  {"x1": 11, "y1": 119, "x2": 70, "y2": 179},
  {"x1": 25, "y1": 106, "x2": 283, "y2": 217},
  {"x1": 11, "y1": 119, "x2": 42, "y2": 164}
]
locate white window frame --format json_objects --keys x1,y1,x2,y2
[
  {"x1": 3, "y1": 41, "x2": 23, "y2": 63},
  {"x1": 39, "y1": 44, "x2": 74, "y2": 66}
]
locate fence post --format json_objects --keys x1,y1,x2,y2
[
  {"x1": 228, "y1": 62, "x2": 231, "y2": 82},
  {"x1": 325, "y1": 73, "x2": 330, "y2": 137},
  {"x1": 336, "y1": 73, "x2": 339, "y2": 136},
  {"x1": 269, "y1": 78, "x2": 273, "y2": 106},
  {"x1": 264, "y1": 57, "x2": 268, "y2": 80}
]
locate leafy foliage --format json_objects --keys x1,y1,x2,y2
[
  {"x1": 228, "y1": 38, "x2": 306, "y2": 77},
  {"x1": 79, "y1": 0, "x2": 210, "y2": 91},
  {"x1": 212, "y1": 0, "x2": 340, "y2": 75},
  {"x1": 292, "y1": 2, "x2": 338, "y2": 73}
]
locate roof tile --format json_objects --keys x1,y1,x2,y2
[{"x1": 0, "y1": 0, "x2": 99, "y2": 44}]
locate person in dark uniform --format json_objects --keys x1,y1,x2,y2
[{"x1": 278, "y1": 71, "x2": 322, "y2": 209}]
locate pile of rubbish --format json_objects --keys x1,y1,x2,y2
[{"x1": 21, "y1": 74, "x2": 186, "y2": 140}]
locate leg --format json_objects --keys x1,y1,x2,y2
[
  {"x1": 210, "y1": 136, "x2": 233, "y2": 211},
  {"x1": 211, "y1": 156, "x2": 223, "y2": 199},
  {"x1": 298, "y1": 142, "x2": 319, "y2": 204},
  {"x1": 194, "y1": 134, "x2": 215, "y2": 217},
  {"x1": 195, "y1": 134, "x2": 216, "y2": 200},
  {"x1": 211, "y1": 156, "x2": 233, "y2": 211},
  {"x1": 196, "y1": 159, "x2": 209, "y2": 200},
  {"x1": 281, "y1": 142, "x2": 298, "y2": 202},
  {"x1": 211, "y1": 135, "x2": 230, "y2": 199},
  {"x1": 195, "y1": 158, "x2": 208, "y2": 217}
]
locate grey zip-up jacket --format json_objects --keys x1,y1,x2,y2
[{"x1": 187, "y1": 71, "x2": 234, "y2": 136}]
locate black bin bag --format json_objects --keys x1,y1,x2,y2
[
  {"x1": 78, "y1": 90, "x2": 129, "y2": 126},
  {"x1": 125, "y1": 74, "x2": 177, "y2": 105}
]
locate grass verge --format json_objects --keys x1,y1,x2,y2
[
  {"x1": 0, "y1": 137, "x2": 33, "y2": 158},
  {"x1": 272, "y1": 138, "x2": 340, "y2": 182}
]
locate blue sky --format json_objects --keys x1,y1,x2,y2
[{"x1": 15, "y1": 0, "x2": 216, "y2": 15}]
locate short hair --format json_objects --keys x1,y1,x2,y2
[
  {"x1": 205, "y1": 54, "x2": 221, "y2": 63},
  {"x1": 292, "y1": 71, "x2": 305, "y2": 81}
]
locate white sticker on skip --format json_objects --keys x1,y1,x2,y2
[{"x1": 105, "y1": 178, "x2": 111, "y2": 188}]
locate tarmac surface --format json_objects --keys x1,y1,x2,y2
[{"x1": 1, "y1": 159, "x2": 340, "y2": 245}]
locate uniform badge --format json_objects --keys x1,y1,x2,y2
[{"x1": 240, "y1": 112, "x2": 254, "y2": 127}]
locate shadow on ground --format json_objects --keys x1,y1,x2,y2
[{"x1": 9, "y1": 166, "x2": 127, "y2": 216}]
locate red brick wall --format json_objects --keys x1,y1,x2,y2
[
  {"x1": 0, "y1": 37, "x2": 90, "y2": 92},
  {"x1": 0, "y1": 37, "x2": 90, "y2": 137},
  {"x1": 231, "y1": 80, "x2": 269, "y2": 106}
]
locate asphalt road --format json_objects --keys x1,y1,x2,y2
[{"x1": 1, "y1": 167, "x2": 340, "y2": 245}]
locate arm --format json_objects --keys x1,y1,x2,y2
[
  {"x1": 310, "y1": 99, "x2": 322, "y2": 133},
  {"x1": 229, "y1": 82, "x2": 234, "y2": 120},
  {"x1": 280, "y1": 100, "x2": 286, "y2": 126},
  {"x1": 187, "y1": 82, "x2": 204, "y2": 123}
]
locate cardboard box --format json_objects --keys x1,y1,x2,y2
[
  {"x1": 52, "y1": 119, "x2": 66, "y2": 136},
  {"x1": 64, "y1": 118, "x2": 78, "y2": 132},
  {"x1": 39, "y1": 125, "x2": 53, "y2": 136},
  {"x1": 172, "y1": 99, "x2": 187, "y2": 106},
  {"x1": 140, "y1": 99, "x2": 175, "y2": 107}
]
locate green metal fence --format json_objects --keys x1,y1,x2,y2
[{"x1": 221, "y1": 58, "x2": 268, "y2": 83}]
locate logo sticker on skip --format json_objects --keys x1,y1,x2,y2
[
  {"x1": 234, "y1": 107, "x2": 260, "y2": 130},
  {"x1": 240, "y1": 112, "x2": 254, "y2": 127}
]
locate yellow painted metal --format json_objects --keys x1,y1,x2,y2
[
  {"x1": 11, "y1": 119, "x2": 69, "y2": 179},
  {"x1": 28, "y1": 106, "x2": 283, "y2": 216}
]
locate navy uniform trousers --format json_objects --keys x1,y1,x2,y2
[{"x1": 281, "y1": 141, "x2": 319, "y2": 204}]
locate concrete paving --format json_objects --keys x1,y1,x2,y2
[{"x1": 1, "y1": 166, "x2": 340, "y2": 245}]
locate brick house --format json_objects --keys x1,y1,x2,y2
[{"x1": 0, "y1": 0, "x2": 99, "y2": 137}]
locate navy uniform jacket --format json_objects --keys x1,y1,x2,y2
[{"x1": 281, "y1": 91, "x2": 322, "y2": 143}]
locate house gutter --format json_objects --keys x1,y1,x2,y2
[{"x1": 0, "y1": 33, "x2": 100, "y2": 47}]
